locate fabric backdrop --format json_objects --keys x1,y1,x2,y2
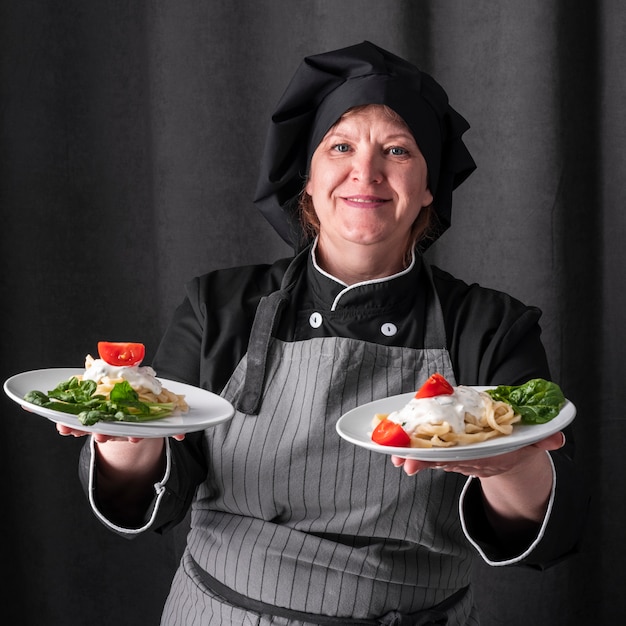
[{"x1": 2, "y1": 1, "x2": 624, "y2": 624}]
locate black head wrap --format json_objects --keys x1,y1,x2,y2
[{"x1": 253, "y1": 41, "x2": 477, "y2": 250}]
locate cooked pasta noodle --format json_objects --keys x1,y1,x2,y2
[
  {"x1": 77, "y1": 356, "x2": 189, "y2": 413},
  {"x1": 84, "y1": 377, "x2": 189, "y2": 412},
  {"x1": 372, "y1": 390, "x2": 520, "y2": 448}
]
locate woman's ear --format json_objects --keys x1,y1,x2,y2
[{"x1": 423, "y1": 188, "x2": 434, "y2": 207}]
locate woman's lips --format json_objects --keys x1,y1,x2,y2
[{"x1": 341, "y1": 195, "x2": 390, "y2": 208}]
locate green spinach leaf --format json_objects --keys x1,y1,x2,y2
[
  {"x1": 485, "y1": 379, "x2": 566, "y2": 424},
  {"x1": 24, "y1": 376, "x2": 175, "y2": 426}
]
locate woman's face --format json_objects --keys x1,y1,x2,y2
[{"x1": 305, "y1": 105, "x2": 433, "y2": 259}]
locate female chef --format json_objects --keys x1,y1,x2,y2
[{"x1": 62, "y1": 41, "x2": 585, "y2": 625}]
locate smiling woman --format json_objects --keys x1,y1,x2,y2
[
  {"x1": 299, "y1": 105, "x2": 436, "y2": 235},
  {"x1": 303, "y1": 105, "x2": 434, "y2": 282},
  {"x1": 55, "y1": 41, "x2": 586, "y2": 626}
]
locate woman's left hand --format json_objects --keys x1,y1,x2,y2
[{"x1": 392, "y1": 431, "x2": 566, "y2": 529}]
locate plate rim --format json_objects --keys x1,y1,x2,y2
[
  {"x1": 3, "y1": 367, "x2": 235, "y2": 437},
  {"x1": 335, "y1": 386, "x2": 576, "y2": 461}
]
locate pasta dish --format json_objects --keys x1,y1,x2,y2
[
  {"x1": 79, "y1": 355, "x2": 189, "y2": 413},
  {"x1": 372, "y1": 385, "x2": 520, "y2": 448}
]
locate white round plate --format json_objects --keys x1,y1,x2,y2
[
  {"x1": 4, "y1": 368, "x2": 235, "y2": 438},
  {"x1": 336, "y1": 387, "x2": 576, "y2": 461}
]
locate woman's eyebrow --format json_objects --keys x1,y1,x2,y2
[
  {"x1": 383, "y1": 132, "x2": 416, "y2": 143},
  {"x1": 324, "y1": 128, "x2": 415, "y2": 143}
]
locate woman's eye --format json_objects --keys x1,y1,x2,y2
[
  {"x1": 332, "y1": 143, "x2": 351, "y2": 153},
  {"x1": 388, "y1": 146, "x2": 408, "y2": 156}
]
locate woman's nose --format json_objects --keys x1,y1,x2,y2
[{"x1": 351, "y1": 150, "x2": 383, "y2": 183}]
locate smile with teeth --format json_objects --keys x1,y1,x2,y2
[{"x1": 343, "y1": 195, "x2": 389, "y2": 206}]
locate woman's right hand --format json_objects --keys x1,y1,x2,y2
[
  {"x1": 56, "y1": 422, "x2": 186, "y2": 443},
  {"x1": 56, "y1": 422, "x2": 112, "y2": 441},
  {"x1": 56, "y1": 423, "x2": 143, "y2": 443}
]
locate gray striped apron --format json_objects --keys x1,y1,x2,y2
[{"x1": 161, "y1": 257, "x2": 478, "y2": 625}]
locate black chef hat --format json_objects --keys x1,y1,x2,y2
[{"x1": 253, "y1": 41, "x2": 477, "y2": 250}]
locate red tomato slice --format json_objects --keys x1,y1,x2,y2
[
  {"x1": 415, "y1": 373, "x2": 454, "y2": 399},
  {"x1": 371, "y1": 419, "x2": 411, "y2": 447},
  {"x1": 97, "y1": 342, "x2": 145, "y2": 367}
]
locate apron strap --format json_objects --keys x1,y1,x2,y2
[
  {"x1": 235, "y1": 247, "x2": 309, "y2": 415},
  {"x1": 236, "y1": 289, "x2": 289, "y2": 414},
  {"x1": 190, "y1": 555, "x2": 465, "y2": 625}
]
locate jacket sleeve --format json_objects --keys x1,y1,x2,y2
[
  {"x1": 434, "y1": 269, "x2": 588, "y2": 568},
  {"x1": 78, "y1": 432, "x2": 207, "y2": 538},
  {"x1": 459, "y1": 445, "x2": 587, "y2": 568},
  {"x1": 77, "y1": 292, "x2": 210, "y2": 537}
]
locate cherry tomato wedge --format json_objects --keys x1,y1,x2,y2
[
  {"x1": 415, "y1": 373, "x2": 454, "y2": 399},
  {"x1": 97, "y1": 342, "x2": 145, "y2": 367},
  {"x1": 371, "y1": 419, "x2": 411, "y2": 447}
]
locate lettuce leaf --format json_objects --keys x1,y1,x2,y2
[
  {"x1": 485, "y1": 379, "x2": 566, "y2": 424},
  {"x1": 24, "y1": 377, "x2": 174, "y2": 425}
]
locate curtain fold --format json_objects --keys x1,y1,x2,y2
[{"x1": 1, "y1": 1, "x2": 623, "y2": 624}]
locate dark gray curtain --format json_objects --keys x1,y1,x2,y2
[{"x1": 2, "y1": 1, "x2": 623, "y2": 624}]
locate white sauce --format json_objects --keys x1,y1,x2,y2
[
  {"x1": 81, "y1": 356, "x2": 162, "y2": 395},
  {"x1": 386, "y1": 386, "x2": 488, "y2": 434}
]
